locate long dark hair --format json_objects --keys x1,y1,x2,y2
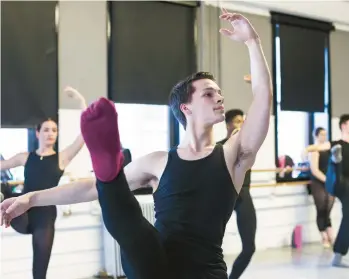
[{"x1": 314, "y1": 127, "x2": 325, "y2": 137}]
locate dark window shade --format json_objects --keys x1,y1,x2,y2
[
  {"x1": 279, "y1": 24, "x2": 327, "y2": 112},
  {"x1": 1, "y1": 1, "x2": 58, "y2": 128},
  {"x1": 271, "y1": 12, "x2": 333, "y2": 113},
  {"x1": 271, "y1": 12, "x2": 334, "y2": 32},
  {"x1": 108, "y1": 1, "x2": 196, "y2": 105}
]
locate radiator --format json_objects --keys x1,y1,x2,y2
[{"x1": 102, "y1": 195, "x2": 155, "y2": 278}]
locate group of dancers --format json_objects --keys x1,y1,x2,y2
[
  {"x1": 306, "y1": 114, "x2": 349, "y2": 267},
  {"x1": 1, "y1": 9, "x2": 348, "y2": 279}
]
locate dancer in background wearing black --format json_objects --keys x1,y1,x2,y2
[
  {"x1": 1, "y1": 10, "x2": 272, "y2": 279},
  {"x1": 0, "y1": 87, "x2": 86, "y2": 279},
  {"x1": 217, "y1": 75, "x2": 256, "y2": 279},
  {"x1": 305, "y1": 114, "x2": 349, "y2": 268},
  {"x1": 309, "y1": 127, "x2": 335, "y2": 248}
]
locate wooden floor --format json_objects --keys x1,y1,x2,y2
[{"x1": 85, "y1": 244, "x2": 348, "y2": 279}]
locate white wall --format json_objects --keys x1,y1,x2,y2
[
  {"x1": 223, "y1": 185, "x2": 342, "y2": 255},
  {"x1": 58, "y1": 1, "x2": 108, "y2": 109},
  {"x1": 1, "y1": 203, "x2": 102, "y2": 279}
]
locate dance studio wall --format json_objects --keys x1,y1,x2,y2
[
  {"x1": 58, "y1": 1, "x2": 107, "y2": 177},
  {"x1": 58, "y1": 1, "x2": 107, "y2": 108},
  {"x1": 57, "y1": 3, "x2": 108, "y2": 275},
  {"x1": 330, "y1": 30, "x2": 349, "y2": 117}
]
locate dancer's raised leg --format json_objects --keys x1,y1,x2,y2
[{"x1": 81, "y1": 98, "x2": 169, "y2": 279}]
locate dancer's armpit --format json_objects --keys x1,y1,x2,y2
[{"x1": 124, "y1": 151, "x2": 168, "y2": 191}]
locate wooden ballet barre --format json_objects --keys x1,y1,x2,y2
[
  {"x1": 252, "y1": 167, "x2": 309, "y2": 174},
  {"x1": 250, "y1": 180, "x2": 310, "y2": 188}
]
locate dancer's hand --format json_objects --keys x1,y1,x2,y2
[
  {"x1": 0, "y1": 195, "x2": 32, "y2": 227},
  {"x1": 244, "y1": 74, "x2": 252, "y2": 84},
  {"x1": 219, "y1": 8, "x2": 259, "y2": 45},
  {"x1": 0, "y1": 197, "x2": 16, "y2": 227},
  {"x1": 64, "y1": 86, "x2": 87, "y2": 109}
]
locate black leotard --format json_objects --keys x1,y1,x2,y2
[{"x1": 11, "y1": 151, "x2": 64, "y2": 279}]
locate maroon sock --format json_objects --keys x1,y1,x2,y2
[{"x1": 80, "y1": 97, "x2": 124, "y2": 182}]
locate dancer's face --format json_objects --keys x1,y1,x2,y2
[
  {"x1": 181, "y1": 79, "x2": 225, "y2": 128},
  {"x1": 341, "y1": 120, "x2": 349, "y2": 135},
  {"x1": 316, "y1": 129, "x2": 327, "y2": 144},
  {"x1": 36, "y1": 120, "x2": 58, "y2": 147},
  {"x1": 227, "y1": 115, "x2": 244, "y2": 131}
]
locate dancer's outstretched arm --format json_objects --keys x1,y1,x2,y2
[
  {"x1": 59, "y1": 86, "x2": 87, "y2": 169},
  {"x1": 0, "y1": 151, "x2": 161, "y2": 225},
  {"x1": 26, "y1": 150, "x2": 160, "y2": 206},
  {"x1": 219, "y1": 10, "x2": 272, "y2": 192},
  {"x1": 305, "y1": 142, "x2": 331, "y2": 153},
  {"x1": 0, "y1": 178, "x2": 97, "y2": 226},
  {"x1": 30, "y1": 178, "x2": 98, "y2": 206}
]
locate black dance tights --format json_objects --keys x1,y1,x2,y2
[
  {"x1": 10, "y1": 206, "x2": 57, "y2": 279},
  {"x1": 229, "y1": 188, "x2": 256, "y2": 279},
  {"x1": 310, "y1": 180, "x2": 335, "y2": 232}
]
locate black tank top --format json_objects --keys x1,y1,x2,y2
[
  {"x1": 311, "y1": 150, "x2": 330, "y2": 183},
  {"x1": 153, "y1": 144, "x2": 238, "y2": 270},
  {"x1": 23, "y1": 152, "x2": 64, "y2": 193}
]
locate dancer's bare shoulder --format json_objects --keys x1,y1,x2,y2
[{"x1": 124, "y1": 151, "x2": 168, "y2": 191}]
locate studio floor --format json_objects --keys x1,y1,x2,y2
[
  {"x1": 224, "y1": 244, "x2": 348, "y2": 279},
  {"x1": 86, "y1": 244, "x2": 348, "y2": 279}
]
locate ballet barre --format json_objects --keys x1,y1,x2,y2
[
  {"x1": 250, "y1": 181, "x2": 310, "y2": 188},
  {"x1": 251, "y1": 167, "x2": 309, "y2": 173}
]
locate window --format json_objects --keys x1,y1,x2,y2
[
  {"x1": 108, "y1": 1, "x2": 196, "y2": 105},
  {"x1": 276, "y1": 110, "x2": 309, "y2": 165},
  {"x1": 0, "y1": 128, "x2": 28, "y2": 181},
  {"x1": 115, "y1": 103, "x2": 170, "y2": 160},
  {"x1": 274, "y1": 31, "x2": 310, "y2": 181},
  {"x1": 313, "y1": 47, "x2": 331, "y2": 139},
  {"x1": 274, "y1": 24, "x2": 331, "y2": 182}
]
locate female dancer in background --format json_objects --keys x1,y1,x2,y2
[
  {"x1": 0, "y1": 87, "x2": 86, "y2": 279},
  {"x1": 309, "y1": 127, "x2": 335, "y2": 248}
]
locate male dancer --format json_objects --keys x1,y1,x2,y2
[
  {"x1": 1, "y1": 10, "x2": 272, "y2": 279},
  {"x1": 218, "y1": 104, "x2": 257, "y2": 279},
  {"x1": 306, "y1": 114, "x2": 349, "y2": 267}
]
